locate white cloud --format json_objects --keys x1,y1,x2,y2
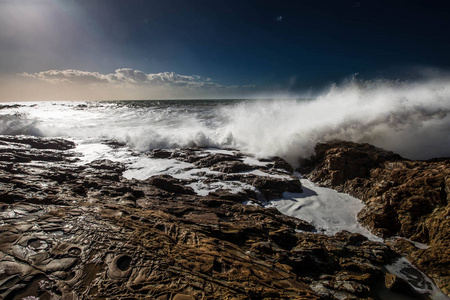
[
  {"x1": 275, "y1": 16, "x2": 283, "y2": 21},
  {"x1": 21, "y1": 68, "x2": 226, "y2": 89},
  {"x1": 21, "y1": 69, "x2": 109, "y2": 84},
  {"x1": 2, "y1": 68, "x2": 260, "y2": 101}
]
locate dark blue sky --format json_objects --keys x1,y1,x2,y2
[{"x1": 1, "y1": 0, "x2": 450, "y2": 99}]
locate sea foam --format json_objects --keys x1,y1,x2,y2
[
  {"x1": 1, "y1": 76, "x2": 449, "y2": 164},
  {"x1": 224, "y1": 77, "x2": 450, "y2": 164}
]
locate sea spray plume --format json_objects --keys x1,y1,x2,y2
[
  {"x1": 3, "y1": 77, "x2": 448, "y2": 164},
  {"x1": 0, "y1": 112, "x2": 43, "y2": 136},
  {"x1": 316, "y1": 77, "x2": 450, "y2": 159},
  {"x1": 93, "y1": 104, "x2": 230, "y2": 151},
  {"x1": 223, "y1": 77, "x2": 450, "y2": 165}
]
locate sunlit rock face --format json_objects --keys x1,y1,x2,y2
[
  {"x1": 298, "y1": 140, "x2": 450, "y2": 296},
  {"x1": 0, "y1": 135, "x2": 446, "y2": 299}
]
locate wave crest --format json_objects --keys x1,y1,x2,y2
[
  {"x1": 1, "y1": 76, "x2": 449, "y2": 165},
  {"x1": 226, "y1": 77, "x2": 450, "y2": 164}
]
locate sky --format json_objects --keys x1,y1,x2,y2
[{"x1": 1, "y1": 0, "x2": 450, "y2": 101}]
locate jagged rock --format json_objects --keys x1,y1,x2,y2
[
  {"x1": 207, "y1": 189, "x2": 249, "y2": 202},
  {"x1": 0, "y1": 135, "x2": 444, "y2": 299},
  {"x1": 385, "y1": 273, "x2": 423, "y2": 298},
  {"x1": 147, "y1": 175, "x2": 195, "y2": 195},
  {"x1": 88, "y1": 159, "x2": 126, "y2": 173},
  {"x1": 272, "y1": 157, "x2": 294, "y2": 173},
  {"x1": 103, "y1": 139, "x2": 126, "y2": 149},
  {"x1": 298, "y1": 141, "x2": 403, "y2": 187},
  {"x1": 0, "y1": 135, "x2": 75, "y2": 150},
  {"x1": 148, "y1": 149, "x2": 173, "y2": 158},
  {"x1": 298, "y1": 140, "x2": 450, "y2": 295},
  {"x1": 210, "y1": 160, "x2": 254, "y2": 173},
  {"x1": 248, "y1": 176, "x2": 303, "y2": 200},
  {"x1": 194, "y1": 153, "x2": 239, "y2": 168}
]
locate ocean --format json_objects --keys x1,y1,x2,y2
[
  {"x1": 1, "y1": 79, "x2": 449, "y2": 238},
  {"x1": 1, "y1": 78, "x2": 449, "y2": 165},
  {"x1": 0, "y1": 97, "x2": 400, "y2": 240},
  {"x1": 1, "y1": 81, "x2": 449, "y2": 298},
  {"x1": 0, "y1": 79, "x2": 449, "y2": 239}
]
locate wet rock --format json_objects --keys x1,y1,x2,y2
[
  {"x1": 210, "y1": 160, "x2": 253, "y2": 173},
  {"x1": 0, "y1": 103, "x2": 22, "y2": 110},
  {"x1": 0, "y1": 153, "x2": 32, "y2": 163},
  {"x1": 194, "y1": 153, "x2": 239, "y2": 168},
  {"x1": 334, "y1": 230, "x2": 368, "y2": 246},
  {"x1": 249, "y1": 176, "x2": 303, "y2": 200},
  {"x1": 41, "y1": 257, "x2": 78, "y2": 272},
  {"x1": 298, "y1": 141, "x2": 403, "y2": 186},
  {"x1": 208, "y1": 189, "x2": 249, "y2": 202},
  {"x1": 0, "y1": 135, "x2": 444, "y2": 299},
  {"x1": 108, "y1": 255, "x2": 133, "y2": 279},
  {"x1": 148, "y1": 149, "x2": 173, "y2": 158},
  {"x1": 272, "y1": 157, "x2": 294, "y2": 173},
  {"x1": 103, "y1": 139, "x2": 126, "y2": 149},
  {"x1": 117, "y1": 193, "x2": 137, "y2": 207},
  {"x1": 0, "y1": 135, "x2": 75, "y2": 150},
  {"x1": 298, "y1": 140, "x2": 450, "y2": 295},
  {"x1": 172, "y1": 294, "x2": 195, "y2": 300},
  {"x1": 147, "y1": 175, "x2": 195, "y2": 195},
  {"x1": 88, "y1": 159, "x2": 126, "y2": 173},
  {"x1": 385, "y1": 273, "x2": 423, "y2": 298}
]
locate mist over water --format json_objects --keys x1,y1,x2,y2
[
  {"x1": 227, "y1": 77, "x2": 450, "y2": 163},
  {"x1": 1, "y1": 77, "x2": 449, "y2": 165}
]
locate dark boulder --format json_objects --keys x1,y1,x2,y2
[
  {"x1": 298, "y1": 140, "x2": 450, "y2": 294},
  {"x1": 147, "y1": 175, "x2": 195, "y2": 195}
]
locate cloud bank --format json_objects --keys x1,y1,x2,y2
[
  {"x1": 0, "y1": 68, "x2": 257, "y2": 101},
  {"x1": 21, "y1": 68, "x2": 224, "y2": 89}
]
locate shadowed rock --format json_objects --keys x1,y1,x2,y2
[
  {"x1": 0, "y1": 135, "x2": 445, "y2": 299},
  {"x1": 298, "y1": 140, "x2": 450, "y2": 295},
  {"x1": 147, "y1": 175, "x2": 196, "y2": 195},
  {"x1": 0, "y1": 135, "x2": 75, "y2": 150}
]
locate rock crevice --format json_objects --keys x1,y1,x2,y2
[
  {"x1": 0, "y1": 136, "x2": 446, "y2": 299},
  {"x1": 298, "y1": 140, "x2": 450, "y2": 295}
]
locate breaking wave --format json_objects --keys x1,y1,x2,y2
[
  {"x1": 1, "y1": 76, "x2": 449, "y2": 165},
  {"x1": 226, "y1": 77, "x2": 450, "y2": 163}
]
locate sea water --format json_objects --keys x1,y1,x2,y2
[
  {"x1": 1, "y1": 79, "x2": 450, "y2": 298},
  {"x1": 1, "y1": 77, "x2": 449, "y2": 164},
  {"x1": 1, "y1": 78, "x2": 450, "y2": 236}
]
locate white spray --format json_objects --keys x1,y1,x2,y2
[
  {"x1": 1, "y1": 77, "x2": 449, "y2": 164},
  {"x1": 224, "y1": 77, "x2": 450, "y2": 164}
]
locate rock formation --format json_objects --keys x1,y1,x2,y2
[
  {"x1": 298, "y1": 141, "x2": 450, "y2": 296},
  {"x1": 0, "y1": 136, "x2": 445, "y2": 299}
]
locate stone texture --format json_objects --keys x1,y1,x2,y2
[
  {"x1": 0, "y1": 136, "x2": 441, "y2": 299},
  {"x1": 298, "y1": 140, "x2": 450, "y2": 295}
]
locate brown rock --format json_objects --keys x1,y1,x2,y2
[
  {"x1": 298, "y1": 140, "x2": 450, "y2": 295},
  {"x1": 385, "y1": 273, "x2": 420, "y2": 296},
  {"x1": 147, "y1": 175, "x2": 195, "y2": 195},
  {"x1": 249, "y1": 176, "x2": 303, "y2": 200},
  {"x1": 148, "y1": 149, "x2": 173, "y2": 158},
  {"x1": 173, "y1": 294, "x2": 195, "y2": 300},
  {"x1": 272, "y1": 157, "x2": 294, "y2": 173},
  {"x1": 210, "y1": 160, "x2": 253, "y2": 173},
  {"x1": 0, "y1": 135, "x2": 75, "y2": 150},
  {"x1": 0, "y1": 135, "x2": 440, "y2": 299},
  {"x1": 194, "y1": 153, "x2": 239, "y2": 168}
]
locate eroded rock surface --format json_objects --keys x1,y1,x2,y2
[
  {"x1": 0, "y1": 136, "x2": 443, "y2": 299},
  {"x1": 298, "y1": 141, "x2": 450, "y2": 295}
]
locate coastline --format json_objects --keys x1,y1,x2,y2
[{"x1": 1, "y1": 135, "x2": 448, "y2": 299}]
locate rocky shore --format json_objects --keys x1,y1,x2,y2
[
  {"x1": 0, "y1": 135, "x2": 448, "y2": 299},
  {"x1": 299, "y1": 141, "x2": 450, "y2": 296}
]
